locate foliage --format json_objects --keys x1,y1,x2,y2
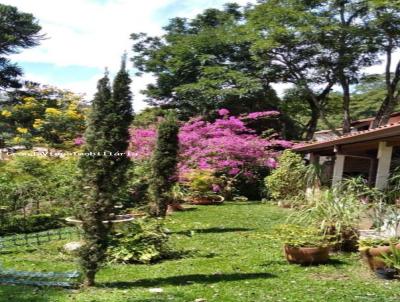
[
  {"x1": 78, "y1": 62, "x2": 133, "y2": 286},
  {"x1": 132, "y1": 107, "x2": 171, "y2": 128},
  {"x1": 292, "y1": 186, "x2": 366, "y2": 248},
  {"x1": 0, "y1": 213, "x2": 62, "y2": 236},
  {"x1": 358, "y1": 238, "x2": 399, "y2": 250},
  {"x1": 272, "y1": 224, "x2": 334, "y2": 248},
  {"x1": 0, "y1": 156, "x2": 81, "y2": 230},
  {"x1": 129, "y1": 109, "x2": 291, "y2": 198},
  {"x1": 148, "y1": 114, "x2": 179, "y2": 217},
  {"x1": 107, "y1": 219, "x2": 174, "y2": 264},
  {"x1": 0, "y1": 83, "x2": 86, "y2": 148},
  {"x1": 265, "y1": 150, "x2": 306, "y2": 202},
  {"x1": 377, "y1": 243, "x2": 400, "y2": 270},
  {"x1": 368, "y1": 0, "x2": 400, "y2": 127},
  {"x1": 131, "y1": 4, "x2": 281, "y2": 120},
  {"x1": 2, "y1": 203, "x2": 400, "y2": 301},
  {"x1": 0, "y1": 4, "x2": 42, "y2": 89},
  {"x1": 115, "y1": 161, "x2": 151, "y2": 208},
  {"x1": 182, "y1": 169, "x2": 221, "y2": 197}
]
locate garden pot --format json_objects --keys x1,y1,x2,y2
[
  {"x1": 167, "y1": 203, "x2": 185, "y2": 214},
  {"x1": 361, "y1": 245, "x2": 400, "y2": 271},
  {"x1": 284, "y1": 245, "x2": 330, "y2": 265},
  {"x1": 190, "y1": 195, "x2": 224, "y2": 205},
  {"x1": 375, "y1": 268, "x2": 397, "y2": 280}
]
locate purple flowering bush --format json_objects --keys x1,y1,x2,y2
[{"x1": 128, "y1": 109, "x2": 293, "y2": 198}]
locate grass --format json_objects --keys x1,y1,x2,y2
[{"x1": 1, "y1": 202, "x2": 400, "y2": 301}]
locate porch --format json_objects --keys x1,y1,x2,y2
[{"x1": 293, "y1": 123, "x2": 400, "y2": 189}]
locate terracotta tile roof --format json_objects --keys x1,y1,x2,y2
[
  {"x1": 313, "y1": 112, "x2": 400, "y2": 134},
  {"x1": 293, "y1": 122, "x2": 400, "y2": 152}
]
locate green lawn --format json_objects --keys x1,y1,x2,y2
[{"x1": 1, "y1": 202, "x2": 400, "y2": 302}]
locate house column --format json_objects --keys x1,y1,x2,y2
[
  {"x1": 309, "y1": 153, "x2": 320, "y2": 165},
  {"x1": 375, "y1": 141, "x2": 393, "y2": 190},
  {"x1": 332, "y1": 154, "x2": 345, "y2": 187}
]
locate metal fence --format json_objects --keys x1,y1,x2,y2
[{"x1": 0, "y1": 227, "x2": 81, "y2": 250}]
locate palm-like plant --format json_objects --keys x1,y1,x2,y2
[
  {"x1": 378, "y1": 243, "x2": 400, "y2": 271},
  {"x1": 291, "y1": 186, "x2": 367, "y2": 250}
]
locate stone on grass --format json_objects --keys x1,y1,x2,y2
[{"x1": 63, "y1": 241, "x2": 84, "y2": 253}]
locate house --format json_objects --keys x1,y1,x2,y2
[{"x1": 293, "y1": 113, "x2": 400, "y2": 189}]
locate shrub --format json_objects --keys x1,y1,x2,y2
[
  {"x1": 272, "y1": 224, "x2": 335, "y2": 248},
  {"x1": 0, "y1": 213, "x2": 63, "y2": 235},
  {"x1": 0, "y1": 156, "x2": 81, "y2": 219},
  {"x1": 183, "y1": 169, "x2": 220, "y2": 197},
  {"x1": 107, "y1": 219, "x2": 175, "y2": 264},
  {"x1": 4, "y1": 155, "x2": 50, "y2": 178},
  {"x1": 129, "y1": 109, "x2": 292, "y2": 198},
  {"x1": 265, "y1": 150, "x2": 306, "y2": 201}
]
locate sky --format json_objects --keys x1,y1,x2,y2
[
  {"x1": 3, "y1": 0, "x2": 398, "y2": 113},
  {"x1": 3, "y1": 0, "x2": 254, "y2": 112}
]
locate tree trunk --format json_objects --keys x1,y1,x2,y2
[
  {"x1": 371, "y1": 41, "x2": 399, "y2": 129},
  {"x1": 84, "y1": 270, "x2": 96, "y2": 287},
  {"x1": 341, "y1": 80, "x2": 351, "y2": 134},
  {"x1": 150, "y1": 198, "x2": 168, "y2": 218},
  {"x1": 305, "y1": 100, "x2": 320, "y2": 140},
  {"x1": 337, "y1": 3, "x2": 351, "y2": 134}
]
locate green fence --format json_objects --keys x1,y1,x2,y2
[{"x1": 0, "y1": 227, "x2": 81, "y2": 250}]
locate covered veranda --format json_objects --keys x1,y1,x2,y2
[{"x1": 293, "y1": 123, "x2": 400, "y2": 189}]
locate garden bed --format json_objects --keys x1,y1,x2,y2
[{"x1": 1, "y1": 202, "x2": 399, "y2": 302}]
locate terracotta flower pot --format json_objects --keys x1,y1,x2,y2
[
  {"x1": 284, "y1": 245, "x2": 330, "y2": 265},
  {"x1": 167, "y1": 203, "x2": 185, "y2": 214},
  {"x1": 362, "y1": 244, "x2": 400, "y2": 271},
  {"x1": 190, "y1": 195, "x2": 224, "y2": 205}
]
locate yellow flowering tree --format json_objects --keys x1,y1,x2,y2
[{"x1": 0, "y1": 83, "x2": 86, "y2": 148}]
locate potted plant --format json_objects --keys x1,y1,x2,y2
[
  {"x1": 359, "y1": 238, "x2": 400, "y2": 271},
  {"x1": 292, "y1": 187, "x2": 366, "y2": 252},
  {"x1": 274, "y1": 224, "x2": 335, "y2": 265},
  {"x1": 167, "y1": 184, "x2": 188, "y2": 213},
  {"x1": 375, "y1": 243, "x2": 400, "y2": 279}
]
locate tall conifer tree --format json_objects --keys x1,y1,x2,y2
[
  {"x1": 78, "y1": 57, "x2": 133, "y2": 286},
  {"x1": 149, "y1": 113, "x2": 179, "y2": 217}
]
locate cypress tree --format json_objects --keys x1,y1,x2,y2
[
  {"x1": 149, "y1": 113, "x2": 179, "y2": 217},
  {"x1": 78, "y1": 58, "x2": 133, "y2": 286}
]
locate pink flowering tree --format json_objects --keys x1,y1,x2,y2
[{"x1": 128, "y1": 109, "x2": 293, "y2": 198}]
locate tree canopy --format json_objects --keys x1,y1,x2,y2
[
  {"x1": 131, "y1": 3, "x2": 280, "y2": 119},
  {"x1": 131, "y1": 0, "x2": 400, "y2": 139},
  {"x1": 0, "y1": 4, "x2": 43, "y2": 89}
]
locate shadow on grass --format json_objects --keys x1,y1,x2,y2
[
  {"x1": 324, "y1": 258, "x2": 348, "y2": 267},
  {"x1": 261, "y1": 258, "x2": 347, "y2": 267},
  {"x1": 100, "y1": 272, "x2": 276, "y2": 288},
  {"x1": 180, "y1": 207, "x2": 198, "y2": 212},
  {"x1": 173, "y1": 227, "x2": 253, "y2": 235},
  {"x1": 0, "y1": 286, "x2": 62, "y2": 302}
]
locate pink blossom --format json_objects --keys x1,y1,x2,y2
[
  {"x1": 270, "y1": 140, "x2": 294, "y2": 148},
  {"x1": 217, "y1": 108, "x2": 230, "y2": 116},
  {"x1": 74, "y1": 136, "x2": 85, "y2": 146},
  {"x1": 212, "y1": 184, "x2": 221, "y2": 192},
  {"x1": 266, "y1": 158, "x2": 277, "y2": 168},
  {"x1": 242, "y1": 111, "x2": 280, "y2": 120},
  {"x1": 228, "y1": 167, "x2": 241, "y2": 175},
  {"x1": 128, "y1": 111, "x2": 293, "y2": 182}
]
